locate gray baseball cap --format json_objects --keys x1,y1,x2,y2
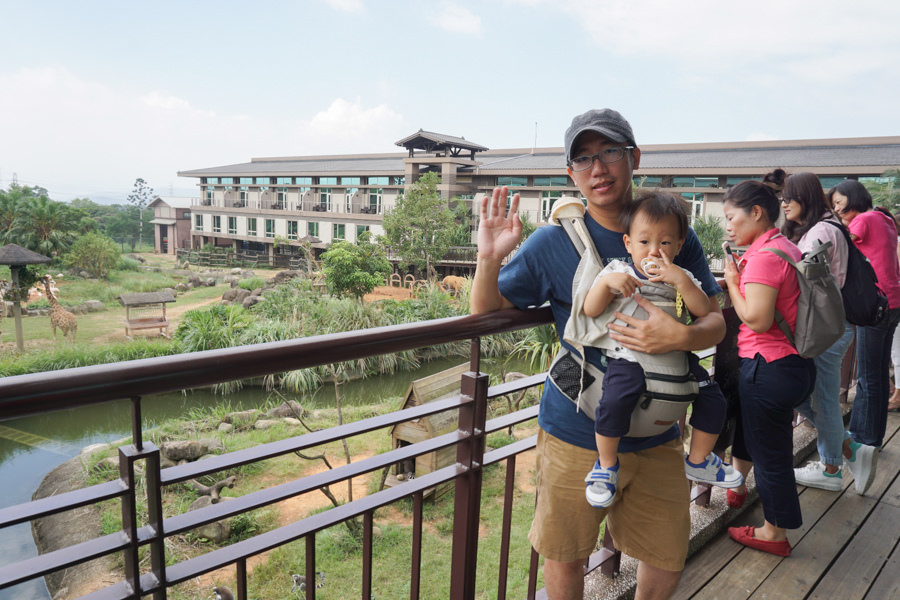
[{"x1": 564, "y1": 108, "x2": 636, "y2": 162}]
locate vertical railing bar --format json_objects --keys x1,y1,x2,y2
[
  {"x1": 305, "y1": 535, "x2": 316, "y2": 600},
  {"x1": 362, "y1": 510, "x2": 374, "y2": 600},
  {"x1": 144, "y1": 444, "x2": 166, "y2": 600},
  {"x1": 600, "y1": 523, "x2": 620, "y2": 577},
  {"x1": 410, "y1": 491, "x2": 423, "y2": 600},
  {"x1": 130, "y1": 396, "x2": 143, "y2": 451},
  {"x1": 236, "y1": 558, "x2": 248, "y2": 600},
  {"x1": 119, "y1": 447, "x2": 140, "y2": 597},
  {"x1": 527, "y1": 546, "x2": 540, "y2": 600},
  {"x1": 496, "y1": 455, "x2": 517, "y2": 600},
  {"x1": 469, "y1": 337, "x2": 481, "y2": 374},
  {"x1": 449, "y1": 370, "x2": 488, "y2": 600}
]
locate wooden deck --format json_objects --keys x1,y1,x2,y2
[{"x1": 674, "y1": 411, "x2": 900, "y2": 600}]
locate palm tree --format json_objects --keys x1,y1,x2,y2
[{"x1": 10, "y1": 195, "x2": 78, "y2": 256}]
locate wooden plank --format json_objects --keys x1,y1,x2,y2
[
  {"x1": 808, "y1": 502, "x2": 900, "y2": 599},
  {"x1": 864, "y1": 528, "x2": 900, "y2": 600},
  {"x1": 673, "y1": 506, "x2": 760, "y2": 599}
]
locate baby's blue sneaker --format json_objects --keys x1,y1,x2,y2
[
  {"x1": 584, "y1": 460, "x2": 619, "y2": 508},
  {"x1": 685, "y1": 452, "x2": 744, "y2": 488}
]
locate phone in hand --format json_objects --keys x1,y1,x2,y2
[{"x1": 722, "y1": 242, "x2": 739, "y2": 270}]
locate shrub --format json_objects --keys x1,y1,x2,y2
[{"x1": 64, "y1": 233, "x2": 121, "y2": 278}]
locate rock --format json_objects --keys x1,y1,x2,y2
[
  {"x1": 234, "y1": 288, "x2": 251, "y2": 303},
  {"x1": 205, "y1": 278, "x2": 216, "y2": 287},
  {"x1": 174, "y1": 283, "x2": 189, "y2": 292},
  {"x1": 283, "y1": 417, "x2": 301, "y2": 426},
  {"x1": 222, "y1": 288, "x2": 238, "y2": 302},
  {"x1": 224, "y1": 409, "x2": 261, "y2": 426},
  {"x1": 89, "y1": 457, "x2": 120, "y2": 477},
  {"x1": 242, "y1": 296, "x2": 260, "y2": 309},
  {"x1": 217, "y1": 422, "x2": 233, "y2": 434},
  {"x1": 188, "y1": 275, "x2": 202, "y2": 288},
  {"x1": 250, "y1": 288, "x2": 263, "y2": 297},
  {"x1": 160, "y1": 440, "x2": 211, "y2": 462},
  {"x1": 254, "y1": 419, "x2": 280, "y2": 430},
  {"x1": 84, "y1": 300, "x2": 106, "y2": 312},
  {"x1": 160, "y1": 454, "x2": 178, "y2": 469},
  {"x1": 231, "y1": 268, "x2": 242, "y2": 275},
  {"x1": 267, "y1": 400, "x2": 304, "y2": 419},
  {"x1": 268, "y1": 270, "x2": 299, "y2": 285},
  {"x1": 81, "y1": 442, "x2": 111, "y2": 455}
]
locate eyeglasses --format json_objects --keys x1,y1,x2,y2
[{"x1": 568, "y1": 146, "x2": 634, "y2": 172}]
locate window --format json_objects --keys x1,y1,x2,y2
[
  {"x1": 726, "y1": 176, "x2": 753, "y2": 187},
  {"x1": 345, "y1": 188, "x2": 359, "y2": 212},
  {"x1": 497, "y1": 176, "x2": 528, "y2": 187},
  {"x1": 333, "y1": 223, "x2": 346, "y2": 241},
  {"x1": 356, "y1": 225, "x2": 370, "y2": 239},
  {"x1": 672, "y1": 176, "x2": 695, "y2": 188},
  {"x1": 680, "y1": 193, "x2": 704, "y2": 220},
  {"x1": 368, "y1": 188, "x2": 382, "y2": 213},
  {"x1": 391, "y1": 176, "x2": 405, "y2": 186},
  {"x1": 205, "y1": 188, "x2": 214, "y2": 204},
  {"x1": 541, "y1": 191, "x2": 564, "y2": 220},
  {"x1": 308, "y1": 221, "x2": 319, "y2": 237},
  {"x1": 695, "y1": 177, "x2": 718, "y2": 188},
  {"x1": 319, "y1": 188, "x2": 332, "y2": 210},
  {"x1": 287, "y1": 220, "x2": 299, "y2": 240},
  {"x1": 634, "y1": 176, "x2": 663, "y2": 188},
  {"x1": 296, "y1": 177, "x2": 312, "y2": 185},
  {"x1": 265, "y1": 219, "x2": 275, "y2": 238},
  {"x1": 228, "y1": 216, "x2": 237, "y2": 234},
  {"x1": 239, "y1": 177, "x2": 253, "y2": 185},
  {"x1": 248, "y1": 217, "x2": 257, "y2": 237},
  {"x1": 276, "y1": 177, "x2": 292, "y2": 185},
  {"x1": 239, "y1": 187, "x2": 248, "y2": 205},
  {"x1": 256, "y1": 177, "x2": 273, "y2": 185},
  {"x1": 368, "y1": 176, "x2": 389, "y2": 185},
  {"x1": 319, "y1": 177, "x2": 337, "y2": 185},
  {"x1": 213, "y1": 215, "x2": 221, "y2": 233},
  {"x1": 205, "y1": 177, "x2": 219, "y2": 185},
  {"x1": 220, "y1": 177, "x2": 233, "y2": 185},
  {"x1": 341, "y1": 177, "x2": 361, "y2": 185},
  {"x1": 819, "y1": 176, "x2": 847, "y2": 189},
  {"x1": 195, "y1": 214, "x2": 203, "y2": 229},
  {"x1": 277, "y1": 188, "x2": 287, "y2": 208},
  {"x1": 534, "y1": 176, "x2": 569, "y2": 187}
]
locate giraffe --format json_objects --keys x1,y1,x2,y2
[{"x1": 41, "y1": 275, "x2": 77, "y2": 343}]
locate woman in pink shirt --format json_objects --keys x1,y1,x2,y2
[
  {"x1": 832, "y1": 180, "x2": 900, "y2": 492},
  {"x1": 722, "y1": 180, "x2": 816, "y2": 557}
]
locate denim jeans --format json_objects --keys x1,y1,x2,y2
[
  {"x1": 848, "y1": 307, "x2": 900, "y2": 447},
  {"x1": 796, "y1": 322, "x2": 854, "y2": 466}
]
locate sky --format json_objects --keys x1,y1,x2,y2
[{"x1": 1, "y1": 0, "x2": 899, "y2": 204}]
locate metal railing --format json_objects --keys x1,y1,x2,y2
[{"x1": 0, "y1": 307, "x2": 571, "y2": 600}]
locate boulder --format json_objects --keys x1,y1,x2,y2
[
  {"x1": 254, "y1": 419, "x2": 280, "y2": 430},
  {"x1": 224, "y1": 409, "x2": 261, "y2": 427},
  {"x1": 187, "y1": 496, "x2": 232, "y2": 543},
  {"x1": 268, "y1": 270, "x2": 300, "y2": 285},
  {"x1": 159, "y1": 439, "x2": 222, "y2": 462},
  {"x1": 84, "y1": 300, "x2": 106, "y2": 312},
  {"x1": 267, "y1": 400, "x2": 304, "y2": 419}
]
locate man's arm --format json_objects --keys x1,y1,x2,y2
[
  {"x1": 607, "y1": 294, "x2": 725, "y2": 354},
  {"x1": 470, "y1": 187, "x2": 522, "y2": 314}
]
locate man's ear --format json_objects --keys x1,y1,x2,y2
[{"x1": 631, "y1": 147, "x2": 641, "y2": 170}]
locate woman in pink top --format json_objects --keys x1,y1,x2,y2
[
  {"x1": 831, "y1": 181, "x2": 900, "y2": 489},
  {"x1": 721, "y1": 180, "x2": 816, "y2": 557}
]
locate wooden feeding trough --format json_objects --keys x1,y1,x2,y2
[
  {"x1": 118, "y1": 291, "x2": 176, "y2": 338},
  {"x1": 387, "y1": 362, "x2": 469, "y2": 500}
]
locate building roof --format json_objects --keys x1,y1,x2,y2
[
  {"x1": 150, "y1": 196, "x2": 196, "y2": 209},
  {"x1": 118, "y1": 292, "x2": 176, "y2": 306},
  {"x1": 394, "y1": 129, "x2": 489, "y2": 154},
  {"x1": 177, "y1": 136, "x2": 900, "y2": 180}
]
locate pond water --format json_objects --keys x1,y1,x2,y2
[{"x1": 0, "y1": 356, "x2": 530, "y2": 600}]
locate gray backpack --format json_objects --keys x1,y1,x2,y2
[{"x1": 763, "y1": 239, "x2": 845, "y2": 358}]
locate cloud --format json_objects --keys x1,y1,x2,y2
[
  {"x1": 320, "y1": 0, "x2": 364, "y2": 13},
  {"x1": 305, "y1": 97, "x2": 406, "y2": 151},
  {"x1": 430, "y1": 2, "x2": 483, "y2": 35}
]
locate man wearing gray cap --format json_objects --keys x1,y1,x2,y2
[{"x1": 471, "y1": 109, "x2": 725, "y2": 599}]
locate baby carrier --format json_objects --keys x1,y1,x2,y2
[{"x1": 550, "y1": 197, "x2": 699, "y2": 438}]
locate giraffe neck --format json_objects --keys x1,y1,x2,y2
[{"x1": 43, "y1": 283, "x2": 60, "y2": 309}]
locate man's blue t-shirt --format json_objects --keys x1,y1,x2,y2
[{"x1": 498, "y1": 212, "x2": 722, "y2": 451}]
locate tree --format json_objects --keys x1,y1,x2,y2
[
  {"x1": 10, "y1": 193, "x2": 78, "y2": 256},
  {"x1": 862, "y1": 169, "x2": 900, "y2": 214},
  {"x1": 64, "y1": 233, "x2": 121, "y2": 278},
  {"x1": 381, "y1": 172, "x2": 454, "y2": 278},
  {"x1": 448, "y1": 199, "x2": 474, "y2": 246},
  {"x1": 127, "y1": 178, "x2": 155, "y2": 250},
  {"x1": 105, "y1": 205, "x2": 141, "y2": 250},
  {"x1": 321, "y1": 235, "x2": 392, "y2": 300},
  {"x1": 692, "y1": 215, "x2": 726, "y2": 262}
]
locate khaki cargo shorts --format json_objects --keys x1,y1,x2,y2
[{"x1": 528, "y1": 429, "x2": 690, "y2": 571}]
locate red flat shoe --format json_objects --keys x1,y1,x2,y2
[
  {"x1": 727, "y1": 488, "x2": 747, "y2": 508},
  {"x1": 728, "y1": 525, "x2": 791, "y2": 557}
]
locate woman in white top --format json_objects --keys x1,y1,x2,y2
[{"x1": 780, "y1": 172, "x2": 854, "y2": 491}]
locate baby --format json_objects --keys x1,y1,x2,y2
[{"x1": 582, "y1": 192, "x2": 742, "y2": 508}]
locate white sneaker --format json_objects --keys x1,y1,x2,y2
[
  {"x1": 794, "y1": 461, "x2": 842, "y2": 492},
  {"x1": 845, "y1": 441, "x2": 878, "y2": 495},
  {"x1": 685, "y1": 452, "x2": 744, "y2": 489}
]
